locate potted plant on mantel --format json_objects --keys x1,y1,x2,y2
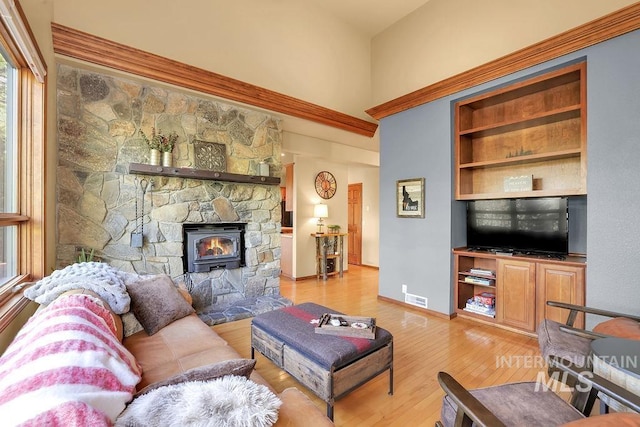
[
  {"x1": 139, "y1": 128, "x2": 179, "y2": 167},
  {"x1": 327, "y1": 225, "x2": 341, "y2": 234}
]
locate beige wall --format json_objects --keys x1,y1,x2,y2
[
  {"x1": 283, "y1": 131, "x2": 379, "y2": 272},
  {"x1": 371, "y1": 0, "x2": 637, "y2": 105},
  {"x1": 26, "y1": 0, "x2": 637, "y2": 121},
  {"x1": 48, "y1": 0, "x2": 373, "y2": 121},
  {"x1": 291, "y1": 156, "x2": 349, "y2": 278}
]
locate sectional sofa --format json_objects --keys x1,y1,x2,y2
[{"x1": 0, "y1": 263, "x2": 333, "y2": 426}]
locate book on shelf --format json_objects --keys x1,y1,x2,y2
[
  {"x1": 464, "y1": 303, "x2": 496, "y2": 318},
  {"x1": 469, "y1": 268, "x2": 495, "y2": 277},
  {"x1": 472, "y1": 292, "x2": 495, "y2": 306},
  {"x1": 464, "y1": 276, "x2": 493, "y2": 285},
  {"x1": 465, "y1": 295, "x2": 495, "y2": 318}
]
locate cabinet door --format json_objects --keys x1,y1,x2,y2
[
  {"x1": 496, "y1": 259, "x2": 536, "y2": 331},
  {"x1": 280, "y1": 236, "x2": 293, "y2": 278},
  {"x1": 536, "y1": 263, "x2": 585, "y2": 329}
]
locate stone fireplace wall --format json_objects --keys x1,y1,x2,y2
[{"x1": 55, "y1": 64, "x2": 283, "y2": 317}]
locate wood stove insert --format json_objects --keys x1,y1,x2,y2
[{"x1": 183, "y1": 223, "x2": 246, "y2": 272}]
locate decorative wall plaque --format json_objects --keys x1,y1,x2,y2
[
  {"x1": 504, "y1": 175, "x2": 533, "y2": 192},
  {"x1": 194, "y1": 141, "x2": 226, "y2": 171}
]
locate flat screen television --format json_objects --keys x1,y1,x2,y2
[{"x1": 466, "y1": 197, "x2": 569, "y2": 255}]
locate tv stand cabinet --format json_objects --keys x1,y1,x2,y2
[{"x1": 453, "y1": 247, "x2": 585, "y2": 335}]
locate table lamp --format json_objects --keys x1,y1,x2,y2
[{"x1": 314, "y1": 203, "x2": 328, "y2": 234}]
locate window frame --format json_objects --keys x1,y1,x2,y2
[{"x1": 0, "y1": 1, "x2": 46, "y2": 332}]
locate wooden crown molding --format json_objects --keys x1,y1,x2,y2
[
  {"x1": 367, "y1": 2, "x2": 640, "y2": 120},
  {"x1": 51, "y1": 23, "x2": 378, "y2": 138}
]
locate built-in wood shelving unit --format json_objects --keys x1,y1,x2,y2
[
  {"x1": 454, "y1": 62, "x2": 587, "y2": 200},
  {"x1": 128, "y1": 163, "x2": 281, "y2": 185}
]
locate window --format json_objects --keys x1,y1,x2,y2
[
  {"x1": 0, "y1": 48, "x2": 18, "y2": 286},
  {"x1": 0, "y1": 0, "x2": 46, "y2": 330}
]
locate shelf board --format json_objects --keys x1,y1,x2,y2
[
  {"x1": 462, "y1": 307, "x2": 496, "y2": 318},
  {"x1": 456, "y1": 308, "x2": 497, "y2": 321},
  {"x1": 128, "y1": 163, "x2": 281, "y2": 185},
  {"x1": 457, "y1": 187, "x2": 586, "y2": 200},
  {"x1": 458, "y1": 280, "x2": 496, "y2": 289},
  {"x1": 464, "y1": 70, "x2": 582, "y2": 109},
  {"x1": 458, "y1": 106, "x2": 581, "y2": 138},
  {"x1": 458, "y1": 148, "x2": 581, "y2": 169}
]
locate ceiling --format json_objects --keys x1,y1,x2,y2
[{"x1": 307, "y1": 0, "x2": 431, "y2": 37}]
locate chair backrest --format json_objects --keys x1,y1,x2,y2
[{"x1": 437, "y1": 356, "x2": 640, "y2": 427}]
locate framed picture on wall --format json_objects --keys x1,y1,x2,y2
[{"x1": 396, "y1": 178, "x2": 425, "y2": 218}]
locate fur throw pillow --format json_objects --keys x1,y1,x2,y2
[
  {"x1": 116, "y1": 375, "x2": 281, "y2": 427},
  {"x1": 126, "y1": 274, "x2": 194, "y2": 335}
]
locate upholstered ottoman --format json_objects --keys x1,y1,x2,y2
[{"x1": 251, "y1": 302, "x2": 394, "y2": 420}]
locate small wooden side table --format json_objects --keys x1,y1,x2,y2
[{"x1": 311, "y1": 233, "x2": 347, "y2": 281}]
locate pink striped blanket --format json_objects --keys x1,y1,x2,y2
[{"x1": 0, "y1": 294, "x2": 142, "y2": 426}]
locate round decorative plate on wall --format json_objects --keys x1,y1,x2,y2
[{"x1": 315, "y1": 171, "x2": 337, "y2": 199}]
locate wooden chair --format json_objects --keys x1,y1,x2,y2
[
  {"x1": 537, "y1": 301, "x2": 640, "y2": 414},
  {"x1": 538, "y1": 301, "x2": 640, "y2": 368},
  {"x1": 435, "y1": 356, "x2": 640, "y2": 427}
]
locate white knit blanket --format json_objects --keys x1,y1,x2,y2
[{"x1": 24, "y1": 262, "x2": 131, "y2": 314}]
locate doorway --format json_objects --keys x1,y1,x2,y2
[{"x1": 348, "y1": 183, "x2": 362, "y2": 265}]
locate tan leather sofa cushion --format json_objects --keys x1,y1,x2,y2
[
  {"x1": 123, "y1": 312, "x2": 334, "y2": 426},
  {"x1": 124, "y1": 313, "x2": 231, "y2": 390},
  {"x1": 123, "y1": 313, "x2": 276, "y2": 393}
]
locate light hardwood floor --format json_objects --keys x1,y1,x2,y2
[{"x1": 213, "y1": 265, "x2": 545, "y2": 426}]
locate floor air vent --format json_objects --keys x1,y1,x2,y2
[{"x1": 405, "y1": 292, "x2": 428, "y2": 309}]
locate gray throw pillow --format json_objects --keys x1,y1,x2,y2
[
  {"x1": 135, "y1": 359, "x2": 256, "y2": 397},
  {"x1": 126, "y1": 274, "x2": 194, "y2": 335}
]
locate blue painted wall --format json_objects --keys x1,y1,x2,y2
[
  {"x1": 379, "y1": 98, "x2": 456, "y2": 312},
  {"x1": 585, "y1": 30, "x2": 640, "y2": 322},
  {"x1": 379, "y1": 29, "x2": 640, "y2": 320}
]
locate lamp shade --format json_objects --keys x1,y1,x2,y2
[{"x1": 313, "y1": 203, "x2": 328, "y2": 218}]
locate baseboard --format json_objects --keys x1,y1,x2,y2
[
  {"x1": 358, "y1": 264, "x2": 379, "y2": 270},
  {"x1": 377, "y1": 295, "x2": 454, "y2": 320}
]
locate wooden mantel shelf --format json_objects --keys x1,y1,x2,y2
[{"x1": 128, "y1": 163, "x2": 281, "y2": 185}]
